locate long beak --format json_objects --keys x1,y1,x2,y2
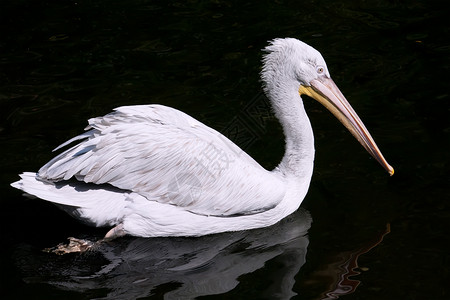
[{"x1": 299, "y1": 77, "x2": 394, "y2": 176}]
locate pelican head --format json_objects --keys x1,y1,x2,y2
[{"x1": 262, "y1": 38, "x2": 394, "y2": 175}]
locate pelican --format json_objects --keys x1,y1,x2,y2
[{"x1": 11, "y1": 38, "x2": 393, "y2": 240}]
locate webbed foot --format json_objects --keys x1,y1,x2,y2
[
  {"x1": 43, "y1": 237, "x2": 95, "y2": 255},
  {"x1": 43, "y1": 224, "x2": 125, "y2": 255}
]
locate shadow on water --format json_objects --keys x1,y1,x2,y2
[{"x1": 14, "y1": 209, "x2": 311, "y2": 299}]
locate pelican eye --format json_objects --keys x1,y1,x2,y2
[{"x1": 316, "y1": 66, "x2": 325, "y2": 74}]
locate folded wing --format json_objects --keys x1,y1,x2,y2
[{"x1": 38, "y1": 105, "x2": 286, "y2": 217}]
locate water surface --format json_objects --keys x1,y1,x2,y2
[{"x1": 1, "y1": 0, "x2": 449, "y2": 299}]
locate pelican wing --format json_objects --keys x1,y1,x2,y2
[{"x1": 38, "y1": 105, "x2": 286, "y2": 217}]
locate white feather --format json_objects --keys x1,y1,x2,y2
[{"x1": 36, "y1": 104, "x2": 286, "y2": 218}]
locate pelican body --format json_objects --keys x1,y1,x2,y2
[{"x1": 11, "y1": 38, "x2": 393, "y2": 238}]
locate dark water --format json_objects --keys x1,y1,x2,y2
[{"x1": 1, "y1": 0, "x2": 449, "y2": 299}]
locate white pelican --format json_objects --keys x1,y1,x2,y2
[{"x1": 11, "y1": 38, "x2": 394, "y2": 240}]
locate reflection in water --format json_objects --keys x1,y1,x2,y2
[
  {"x1": 303, "y1": 224, "x2": 391, "y2": 300},
  {"x1": 16, "y1": 209, "x2": 311, "y2": 299}
]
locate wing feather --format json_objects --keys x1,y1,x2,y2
[{"x1": 38, "y1": 105, "x2": 286, "y2": 216}]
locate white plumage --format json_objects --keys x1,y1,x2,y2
[{"x1": 11, "y1": 38, "x2": 393, "y2": 238}]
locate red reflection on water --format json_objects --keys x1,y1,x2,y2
[{"x1": 322, "y1": 224, "x2": 391, "y2": 299}]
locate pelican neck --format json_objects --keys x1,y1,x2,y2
[{"x1": 269, "y1": 87, "x2": 315, "y2": 179}]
